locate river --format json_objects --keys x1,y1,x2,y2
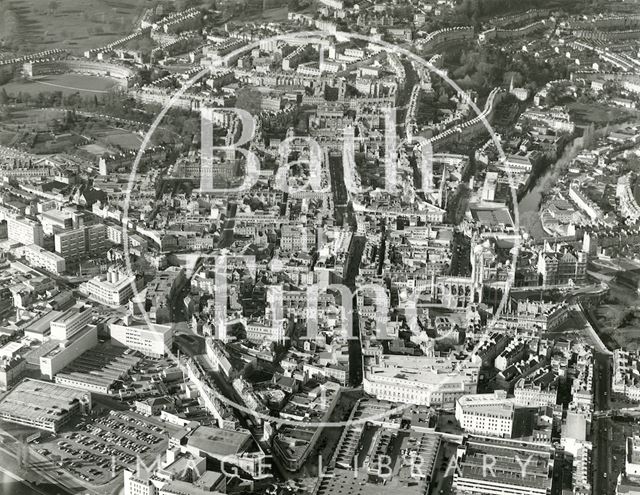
[
  {"x1": 0, "y1": 474, "x2": 67, "y2": 495},
  {"x1": 0, "y1": 442, "x2": 72, "y2": 495},
  {"x1": 518, "y1": 122, "x2": 632, "y2": 236},
  {"x1": 517, "y1": 133, "x2": 590, "y2": 238},
  {"x1": 0, "y1": 481, "x2": 43, "y2": 495},
  {"x1": 518, "y1": 176, "x2": 548, "y2": 239}
]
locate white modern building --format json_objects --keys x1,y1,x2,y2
[
  {"x1": 50, "y1": 307, "x2": 93, "y2": 340},
  {"x1": 0, "y1": 379, "x2": 91, "y2": 433},
  {"x1": 455, "y1": 391, "x2": 534, "y2": 438},
  {"x1": 40, "y1": 207, "x2": 80, "y2": 235},
  {"x1": 40, "y1": 325, "x2": 98, "y2": 379},
  {"x1": 82, "y1": 269, "x2": 137, "y2": 307},
  {"x1": 109, "y1": 316, "x2": 173, "y2": 357},
  {"x1": 363, "y1": 355, "x2": 479, "y2": 407},
  {"x1": 21, "y1": 244, "x2": 66, "y2": 274},
  {"x1": 8, "y1": 217, "x2": 44, "y2": 246}
]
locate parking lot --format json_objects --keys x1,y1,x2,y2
[{"x1": 36, "y1": 411, "x2": 169, "y2": 485}]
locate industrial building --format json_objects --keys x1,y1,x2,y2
[{"x1": 0, "y1": 378, "x2": 91, "y2": 432}]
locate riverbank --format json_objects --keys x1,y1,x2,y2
[
  {"x1": 0, "y1": 444, "x2": 71, "y2": 495},
  {"x1": 518, "y1": 132, "x2": 593, "y2": 237},
  {"x1": 518, "y1": 123, "x2": 632, "y2": 236}
]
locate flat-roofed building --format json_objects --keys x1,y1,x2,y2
[
  {"x1": 0, "y1": 341, "x2": 25, "y2": 358},
  {"x1": 453, "y1": 436, "x2": 554, "y2": 495},
  {"x1": 123, "y1": 451, "x2": 213, "y2": 495},
  {"x1": 188, "y1": 424, "x2": 258, "y2": 463},
  {"x1": 123, "y1": 470, "x2": 157, "y2": 495},
  {"x1": 482, "y1": 172, "x2": 498, "y2": 201},
  {"x1": 109, "y1": 315, "x2": 173, "y2": 357},
  {"x1": 24, "y1": 311, "x2": 62, "y2": 341},
  {"x1": 186, "y1": 425, "x2": 260, "y2": 476},
  {"x1": 54, "y1": 224, "x2": 107, "y2": 261},
  {"x1": 50, "y1": 306, "x2": 93, "y2": 340},
  {"x1": 455, "y1": 391, "x2": 536, "y2": 438},
  {"x1": 54, "y1": 344, "x2": 141, "y2": 394},
  {"x1": 40, "y1": 208, "x2": 81, "y2": 235},
  {"x1": 40, "y1": 325, "x2": 98, "y2": 379},
  {"x1": 21, "y1": 244, "x2": 66, "y2": 274},
  {"x1": 7, "y1": 217, "x2": 44, "y2": 246},
  {"x1": 0, "y1": 378, "x2": 91, "y2": 432},
  {"x1": 316, "y1": 398, "x2": 440, "y2": 495},
  {"x1": 82, "y1": 269, "x2": 137, "y2": 307},
  {"x1": 363, "y1": 355, "x2": 479, "y2": 407}
]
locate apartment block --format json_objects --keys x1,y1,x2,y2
[
  {"x1": 54, "y1": 224, "x2": 107, "y2": 261},
  {"x1": 8, "y1": 217, "x2": 44, "y2": 246},
  {"x1": 22, "y1": 244, "x2": 66, "y2": 274}
]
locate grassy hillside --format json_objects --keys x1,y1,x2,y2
[{"x1": 0, "y1": 0, "x2": 151, "y2": 54}]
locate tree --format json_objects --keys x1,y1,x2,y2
[
  {"x1": 0, "y1": 88, "x2": 8, "y2": 105},
  {"x1": 48, "y1": 0, "x2": 59, "y2": 15},
  {"x1": 0, "y1": 67, "x2": 14, "y2": 85},
  {"x1": 63, "y1": 110, "x2": 76, "y2": 128}
]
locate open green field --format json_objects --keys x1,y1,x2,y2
[
  {"x1": 1, "y1": 0, "x2": 151, "y2": 53},
  {"x1": 595, "y1": 303, "x2": 640, "y2": 351},
  {"x1": 244, "y1": 6, "x2": 289, "y2": 22},
  {"x1": 567, "y1": 101, "x2": 638, "y2": 126},
  {"x1": 92, "y1": 127, "x2": 143, "y2": 150},
  {"x1": 0, "y1": 130, "x2": 16, "y2": 146},
  {"x1": 1, "y1": 74, "x2": 120, "y2": 96},
  {"x1": 0, "y1": 108, "x2": 68, "y2": 147},
  {"x1": 592, "y1": 277, "x2": 640, "y2": 351},
  {"x1": 0, "y1": 106, "x2": 153, "y2": 155},
  {"x1": 0, "y1": 108, "x2": 73, "y2": 134}
]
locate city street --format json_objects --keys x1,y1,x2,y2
[{"x1": 592, "y1": 352, "x2": 612, "y2": 494}]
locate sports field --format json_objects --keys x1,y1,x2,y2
[
  {"x1": 92, "y1": 128, "x2": 144, "y2": 150},
  {"x1": 1, "y1": 74, "x2": 120, "y2": 96}
]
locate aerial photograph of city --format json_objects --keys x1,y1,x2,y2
[{"x1": 1, "y1": 0, "x2": 640, "y2": 494}]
